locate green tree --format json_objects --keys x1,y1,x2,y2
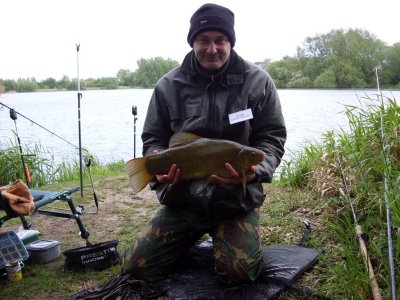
[
  {"x1": 329, "y1": 57, "x2": 367, "y2": 88},
  {"x1": 65, "y1": 79, "x2": 87, "y2": 91},
  {"x1": 83, "y1": 78, "x2": 97, "y2": 89},
  {"x1": 297, "y1": 55, "x2": 327, "y2": 82},
  {"x1": 298, "y1": 34, "x2": 332, "y2": 61},
  {"x1": 132, "y1": 57, "x2": 180, "y2": 88},
  {"x1": 287, "y1": 71, "x2": 313, "y2": 88},
  {"x1": 0, "y1": 79, "x2": 18, "y2": 92},
  {"x1": 17, "y1": 78, "x2": 38, "y2": 92},
  {"x1": 267, "y1": 56, "x2": 302, "y2": 88},
  {"x1": 341, "y1": 29, "x2": 386, "y2": 85},
  {"x1": 298, "y1": 29, "x2": 386, "y2": 88},
  {"x1": 313, "y1": 67, "x2": 337, "y2": 88},
  {"x1": 40, "y1": 77, "x2": 57, "y2": 89},
  {"x1": 116, "y1": 69, "x2": 133, "y2": 86},
  {"x1": 98, "y1": 77, "x2": 119, "y2": 89},
  {"x1": 57, "y1": 75, "x2": 70, "y2": 90},
  {"x1": 381, "y1": 42, "x2": 400, "y2": 87}
]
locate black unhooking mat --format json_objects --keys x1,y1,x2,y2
[{"x1": 66, "y1": 240, "x2": 320, "y2": 300}]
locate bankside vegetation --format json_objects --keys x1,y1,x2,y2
[
  {"x1": 279, "y1": 93, "x2": 399, "y2": 298},
  {"x1": 1, "y1": 28, "x2": 399, "y2": 93},
  {"x1": 0, "y1": 94, "x2": 398, "y2": 299}
]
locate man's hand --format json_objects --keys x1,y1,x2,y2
[
  {"x1": 211, "y1": 163, "x2": 257, "y2": 184},
  {"x1": 156, "y1": 163, "x2": 182, "y2": 184},
  {"x1": 152, "y1": 150, "x2": 181, "y2": 184}
]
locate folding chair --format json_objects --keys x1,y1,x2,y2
[{"x1": 0, "y1": 186, "x2": 90, "y2": 245}]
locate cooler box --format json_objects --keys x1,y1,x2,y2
[
  {"x1": 16, "y1": 229, "x2": 40, "y2": 245},
  {"x1": 26, "y1": 239, "x2": 61, "y2": 263}
]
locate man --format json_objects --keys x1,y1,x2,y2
[{"x1": 121, "y1": 3, "x2": 286, "y2": 285}]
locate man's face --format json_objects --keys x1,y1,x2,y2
[{"x1": 193, "y1": 31, "x2": 231, "y2": 71}]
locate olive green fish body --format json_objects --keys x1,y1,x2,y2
[{"x1": 125, "y1": 133, "x2": 265, "y2": 193}]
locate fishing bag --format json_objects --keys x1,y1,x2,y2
[{"x1": 63, "y1": 240, "x2": 119, "y2": 272}]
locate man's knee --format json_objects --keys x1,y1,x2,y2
[
  {"x1": 214, "y1": 252, "x2": 264, "y2": 284},
  {"x1": 120, "y1": 242, "x2": 167, "y2": 282}
]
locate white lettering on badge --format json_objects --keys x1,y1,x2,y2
[{"x1": 228, "y1": 108, "x2": 253, "y2": 125}]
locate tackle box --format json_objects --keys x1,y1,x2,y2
[
  {"x1": 0, "y1": 231, "x2": 29, "y2": 269},
  {"x1": 26, "y1": 239, "x2": 61, "y2": 264}
]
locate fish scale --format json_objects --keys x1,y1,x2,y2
[{"x1": 125, "y1": 132, "x2": 265, "y2": 194}]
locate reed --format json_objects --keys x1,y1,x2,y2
[
  {"x1": 280, "y1": 94, "x2": 399, "y2": 298},
  {"x1": 279, "y1": 143, "x2": 324, "y2": 188},
  {"x1": 0, "y1": 139, "x2": 118, "y2": 187},
  {"x1": 0, "y1": 139, "x2": 52, "y2": 186}
]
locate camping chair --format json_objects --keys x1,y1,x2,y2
[{"x1": 0, "y1": 186, "x2": 90, "y2": 245}]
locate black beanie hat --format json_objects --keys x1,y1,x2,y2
[{"x1": 187, "y1": 3, "x2": 235, "y2": 47}]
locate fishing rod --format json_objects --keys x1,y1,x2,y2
[
  {"x1": 9, "y1": 108, "x2": 32, "y2": 187},
  {"x1": 0, "y1": 102, "x2": 78, "y2": 149},
  {"x1": 335, "y1": 149, "x2": 382, "y2": 300},
  {"x1": 76, "y1": 43, "x2": 83, "y2": 197},
  {"x1": 376, "y1": 67, "x2": 397, "y2": 300}
]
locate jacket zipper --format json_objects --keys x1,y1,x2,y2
[{"x1": 207, "y1": 75, "x2": 216, "y2": 136}]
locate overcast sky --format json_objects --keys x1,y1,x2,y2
[{"x1": 1, "y1": 0, "x2": 399, "y2": 81}]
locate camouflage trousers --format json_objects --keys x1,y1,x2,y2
[{"x1": 120, "y1": 206, "x2": 264, "y2": 284}]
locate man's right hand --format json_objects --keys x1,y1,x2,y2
[
  {"x1": 152, "y1": 150, "x2": 181, "y2": 184},
  {"x1": 156, "y1": 163, "x2": 181, "y2": 184}
]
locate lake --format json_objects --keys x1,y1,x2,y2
[{"x1": 1, "y1": 89, "x2": 399, "y2": 166}]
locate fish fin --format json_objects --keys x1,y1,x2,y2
[
  {"x1": 125, "y1": 157, "x2": 153, "y2": 193},
  {"x1": 189, "y1": 178, "x2": 210, "y2": 195},
  {"x1": 169, "y1": 132, "x2": 202, "y2": 148},
  {"x1": 239, "y1": 170, "x2": 247, "y2": 197}
]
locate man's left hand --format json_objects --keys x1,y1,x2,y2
[{"x1": 211, "y1": 163, "x2": 256, "y2": 184}]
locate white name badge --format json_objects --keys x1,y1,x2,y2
[{"x1": 228, "y1": 108, "x2": 253, "y2": 124}]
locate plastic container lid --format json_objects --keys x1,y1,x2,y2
[
  {"x1": 0, "y1": 231, "x2": 29, "y2": 268},
  {"x1": 16, "y1": 229, "x2": 40, "y2": 241},
  {"x1": 26, "y1": 239, "x2": 60, "y2": 251}
]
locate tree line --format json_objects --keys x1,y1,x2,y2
[
  {"x1": 260, "y1": 28, "x2": 400, "y2": 89},
  {"x1": 0, "y1": 57, "x2": 180, "y2": 93},
  {"x1": 1, "y1": 28, "x2": 399, "y2": 93}
]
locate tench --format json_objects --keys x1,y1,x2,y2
[{"x1": 125, "y1": 132, "x2": 266, "y2": 194}]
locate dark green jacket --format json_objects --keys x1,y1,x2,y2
[{"x1": 141, "y1": 50, "x2": 286, "y2": 228}]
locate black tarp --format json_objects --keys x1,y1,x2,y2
[{"x1": 67, "y1": 240, "x2": 320, "y2": 300}]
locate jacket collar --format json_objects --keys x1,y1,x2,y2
[{"x1": 180, "y1": 49, "x2": 245, "y2": 85}]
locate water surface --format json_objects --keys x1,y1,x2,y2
[{"x1": 1, "y1": 89, "x2": 398, "y2": 165}]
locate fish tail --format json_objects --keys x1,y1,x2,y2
[{"x1": 125, "y1": 157, "x2": 153, "y2": 193}]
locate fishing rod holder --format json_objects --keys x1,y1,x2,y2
[
  {"x1": 9, "y1": 108, "x2": 17, "y2": 120},
  {"x1": 132, "y1": 105, "x2": 138, "y2": 158}
]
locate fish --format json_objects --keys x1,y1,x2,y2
[{"x1": 125, "y1": 132, "x2": 266, "y2": 194}]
